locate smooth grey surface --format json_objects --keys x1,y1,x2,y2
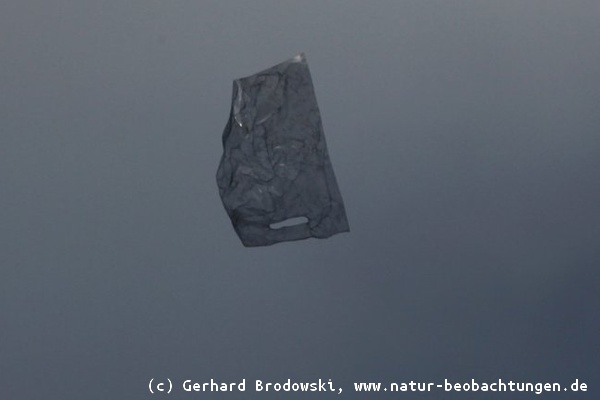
[
  {"x1": 217, "y1": 54, "x2": 349, "y2": 246},
  {"x1": 1, "y1": 1, "x2": 599, "y2": 399}
]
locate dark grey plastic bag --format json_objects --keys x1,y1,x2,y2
[{"x1": 216, "y1": 54, "x2": 349, "y2": 247}]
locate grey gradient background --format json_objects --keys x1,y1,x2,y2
[{"x1": 1, "y1": 1, "x2": 599, "y2": 399}]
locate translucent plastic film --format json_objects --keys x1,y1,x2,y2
[{"x1": 216, "y1": 54, "x2": 349, "y2": 246}]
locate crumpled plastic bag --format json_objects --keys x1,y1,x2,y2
[{"x1": 217, "y1": 53, "x2": 349, "y2": 247}]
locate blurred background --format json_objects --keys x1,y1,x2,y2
[{"x1": 1, "y1": 1, "x2": 599, "y2": 398}]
